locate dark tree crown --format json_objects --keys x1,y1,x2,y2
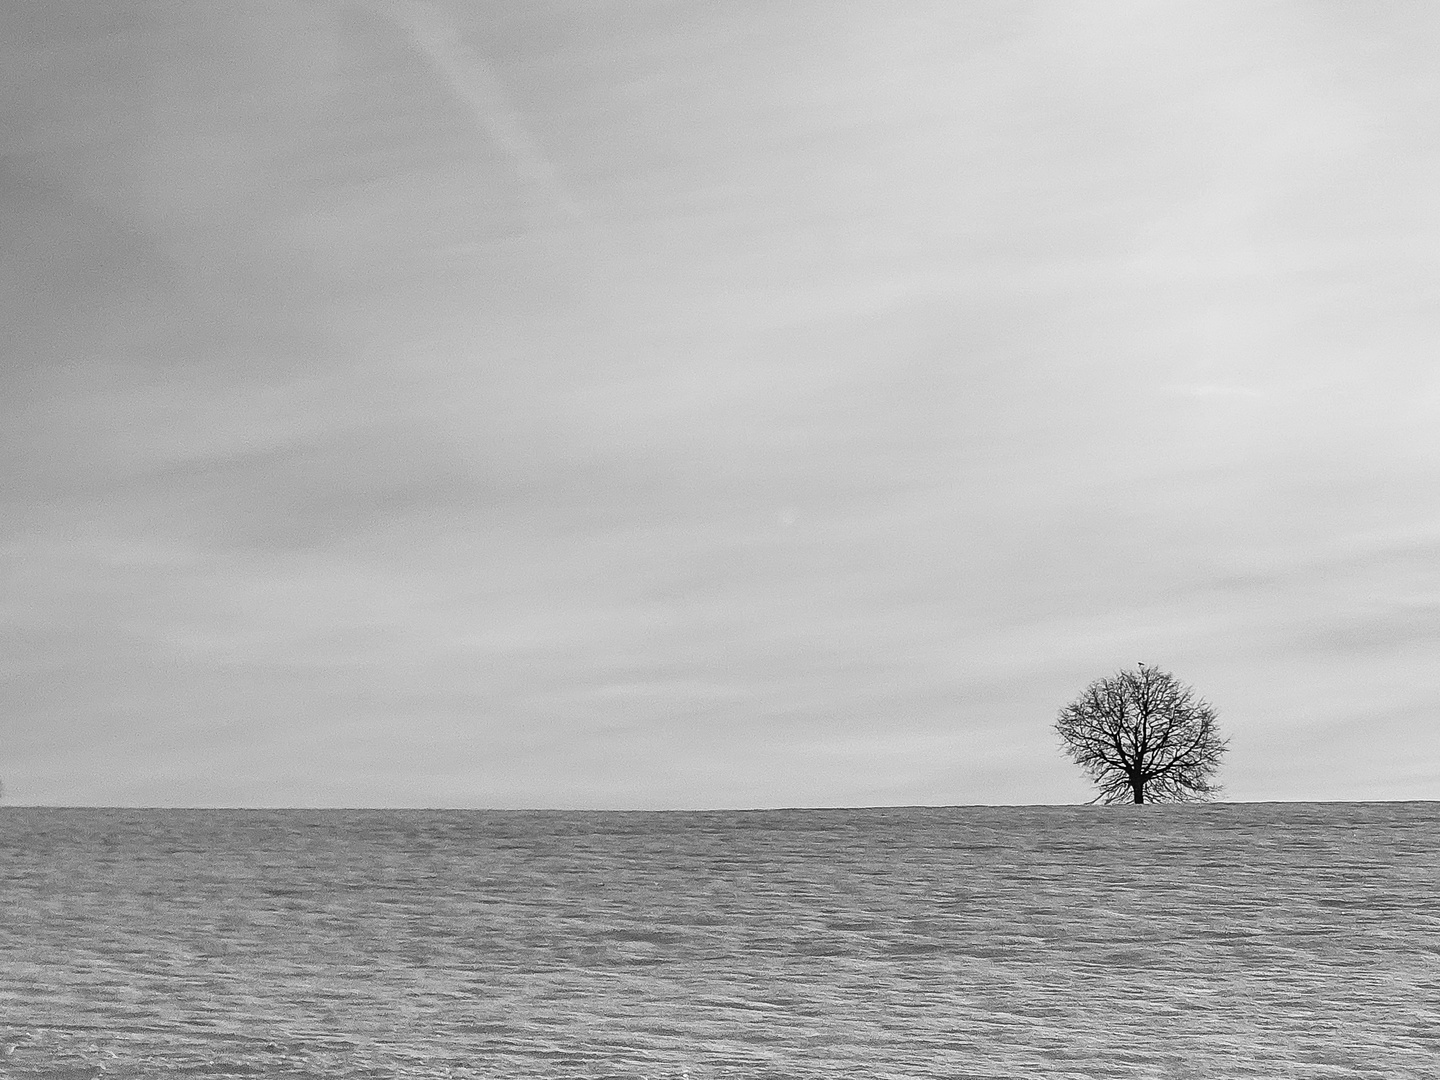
[{"x1": 1056, "y1": 663, "x2": 1227, "y2": 804}]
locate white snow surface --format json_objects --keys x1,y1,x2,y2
[{"x1": 1, "y1": 804, "x2": 1437, "y2": 1078}]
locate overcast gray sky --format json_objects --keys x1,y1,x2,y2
[{"x1": 3, "y1": 1, "x2": 1437, "y2": 807}]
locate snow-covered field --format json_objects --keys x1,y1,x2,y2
[{"x1": 2, "y1": 804, "x2": 1437, "y2": 1078}]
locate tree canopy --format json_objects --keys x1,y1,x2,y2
[{"x1": 1056, "y1": 663, "x2": 1227, "y2": 804}]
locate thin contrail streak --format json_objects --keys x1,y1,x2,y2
[{"x1": 383, "y1": 0, "x2": 584, "y2": 224}]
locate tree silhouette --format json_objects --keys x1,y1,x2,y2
[{"x1": 1056, "y1": 663, "x2": 1227, "y2": 804}]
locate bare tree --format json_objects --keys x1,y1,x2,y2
[{"x1": 1056, "y1": 663, "x2": 1227, "y2": 804}]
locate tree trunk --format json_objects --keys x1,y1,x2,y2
[{"x1": 1132, "y1": 779, "x2": 1145, "y2": 803}]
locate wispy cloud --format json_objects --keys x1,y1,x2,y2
[{"x1": 383, "y1": 0, "x2": 583, "y2": 224}]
